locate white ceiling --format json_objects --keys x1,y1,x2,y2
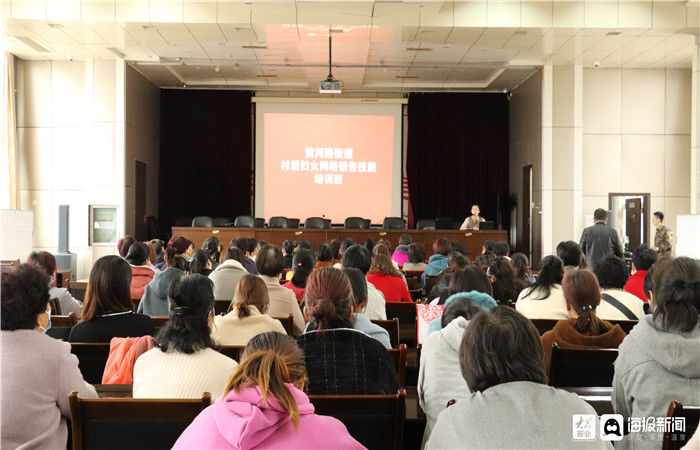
[{"x1": 2, "y1": 1, "x2": 698, "y2": 91}]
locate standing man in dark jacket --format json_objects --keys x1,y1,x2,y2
[{"x1": 579, "y1": 208, "x2": 623, "y2": 272}]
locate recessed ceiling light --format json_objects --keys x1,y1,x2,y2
[
  {"x1": 406, "y1": 47, "x2": 432, "y2": 52},
  {"x1": 329, "y1": 28, "x2": 344, "y2": 34},
  {"x1": 395, "y1": 75, "x2": 418, "y2": 79},
  {"x1": 107, "y1": 47, "x2": 125, "y2": 59},
  {"x1": 514, "y1": 30, "x2": 527, "y2": 35},
  {"x1": 47, "y1": 23, "x2": 63, "y2": 29},
  {"x1": 214, "y1": 66, "x2": 220, "y2": 72},
  {"x1": 606, "y1": 31, "x2": 622, "y2": 36},
  {"x1": 242, "y1": 45, "x2": 268, "y2": 50},
  {"x1": 257, "y1": 74, "x2": 277, "y2": 77}
]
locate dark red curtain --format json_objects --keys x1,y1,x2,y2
[
  {"x1": 159, "y1": 89, "x2": 252, "y2": 229},
  {"x1": 406, "y1": 93, "x2": 510, "y2": 229}
]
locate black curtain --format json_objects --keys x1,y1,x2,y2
[
  {"x1": 159, "y1": 90, "x2": 252, "y2": 230},
  {"x1": 406, "y1": 93, "x2": 510, "y2": 229}
]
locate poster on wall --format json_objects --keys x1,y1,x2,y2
[{"x1": 89, "y1": 206, "x2": 117, "y2": 246}]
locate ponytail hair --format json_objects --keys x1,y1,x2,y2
[
  {"x1": 652, "y1": 257, "x2": 700, "y2": 333},
  {"x1": 231, "y1": 274, "x2": 269, "y2": 318},
  {"x1": 291, "y1": 249, "x2": 315, "y2": 288},
  {"x1": 561, "y1": 269, "x2": 607, "y2": 336},
  {"x1": 224, "y1": 332, "x2": 307, "y2": 432},
  {"x1": 165, "y1": 247, "x2": 189, "y2": 272},
  {"x1": 304, "y1": 267, "x2": 354, "y2": 330}
]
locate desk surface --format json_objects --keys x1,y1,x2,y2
[{"x1": 172, "y1": 227, "x2": 507, "y2": 259}]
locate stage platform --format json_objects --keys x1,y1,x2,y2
[{"x1": 172, "y1": 227, "x2": 507, "y2": 258}]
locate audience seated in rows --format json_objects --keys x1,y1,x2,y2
[
  {"x1": 328, "y1": 238, "x2": 341, "y2": 263},
  {"x1": 418, "y1": 297, "x2": 484, "y2": 444},
  {"x1": 613, "y1": 257, "x2": 700, "y2": 448},
  {"x1": 189, "y1": 249, "x2": 213, "y2": 277},
  {"x1": 208, "y1": 247, "x2": 247, "y2": 302},
  {"x1": 373, "y1": 242, "x2": 401, "y2": 272},
  {"x1": 391, "y1": 233, "x2": 412, "y2": 266},
  {"x1": 256, "y1": 245, "x2": 305, "y2": 334},
  {"x1": 433, "y1": 266, "x2": 492, "y2": 306},
  {"x1": 138, "y1": 248, "x2": 186, "y2": 316},
  {"x1": 593, "y1": 255, "x2": 645, "y2": 320},
  {"x1": 515, "y1": 255, "x2": 568, "y2": 320},
  {"x1": 201, "y1": 237, "x2": 221, "y2": 270},
  {"x1": 133, "y1": 275, "x2": 237, "y2": 400},
  {"x1": 487, "y1": 257, "x2": 525, "y2": 304},
  {"x1": 540, "y1": 269, "x2": 626, "y2": 368},
  {"x1": 332, "y1": 238, "x2": 355, "y2": 270},
  {"x1": 211, "y1": 274, "x2": 286, "y2": 346},
  {"x1": 144, "y1": 240, "x2": 158, "y2": 269},
  {"x1": 402, "y1": 242, "x2": 428, "y2": 272},
  {"x1": 429, "y1": 252, "x2": 471, "y2": 300},
  {"x1": 426, "y1": 307, "x2": 609, "y2": 449},
  {"x1": 173, "y1": 332, "x2": 362, "y2": 449},
  {"x1": 117, "y1": 235, "x2": 137, "y2": 258},
  {"x1": 367, "y1": 253, "x2": 412, "y2": 303},
  {"x1": 69, "y1": 256, "x2": 155, "y2": 342},
  {"x1": 474, "y1": 239, "x2": 496, "y2": 268},
  {"x1": 556, "y1": 240, "x2": 584, "y2": 274},
  {"x1": 342, "y1": 244, "x2": 386, "y2": 320},
  {"x1": 343, "y1": 267, "x2": 391, "y2": 349},
  {"x1": 1, "y1": 263, "x2": 97, "y2": 449},
  {"x1": 281, "y1": 239, "x2": 296, "y2": 269},
  {"x1": 285, "y1": 249, "x2": 315, "y2": 302},
  {"x1": 150, "y1": 238, "x2": 166, "y2": 270},
  {"x1": 623, "y1": 244, "x2": 658, "y2": 302},
  {"x1": 315, "y1": 243, "x2": 334, "y2": 269},
  {"x1": 27, "y1": 250, "x2": 83, "y2": 315},
  {"x1": 428, "y1": 283, "x2": 498, "y2": 336},
  {"x1": 422, "y1": 238, "x2": 451, "y2": 284},
  {"x1": 493, "y1": 240, "x2": 510, "y2": 260},
  {"x1": 512, "y1": 252, "x2": 536, "y2": 286},
  {"x1": 169, "y1": 235, "x2": 195, "y2": 260},
  {"x1": 296, "y1": 268, "x2": 399, "y2": 395},
  {"x1": 230, "y1": 236, "x2": 258, "y2": 275},
  {"x1": 125, "y1": 242, "x2": 156, "y2": 299}
]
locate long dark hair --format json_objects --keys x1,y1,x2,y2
[
  {"x1": 438, "y1": 266, "x2": 492, "y2": 305},
  {"x1": 165, "y1": 247, "x2": 189, "y2": 272},
  {"x1": 154, "y1": 274, "x2": 215, "y2": 354},
  {"x1": 202, "y1": 237, "x2": 221, "y2": 265},
  {"x1": 125, "y1": 242, "x2": 150, "y2": 266},
  {"x1": 652, "y1": 257, "x2": 700, "y2": 333},
  {"x1": 291, "y1": 249, "x2": 315, "y2": 288},
  {"x1": 82, "y1": 255, "x2": 133, "y2": 321},
  {"x1": 511, "y1": 253, "x2": 530, "y2": 280},
  {"x1": 489, "y1": 258, "x2": 524, "y2": 304},
  {"x1": 189, "y1": 249, "x2": 210, "y2": 275},
  {"x1": 523, "y1": 256, "x2": 564, "y2": 300}
]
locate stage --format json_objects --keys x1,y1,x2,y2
[{"x1": 172, "y1": 227, "x2": 507, "y2": 259}]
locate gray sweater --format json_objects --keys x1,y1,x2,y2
[
  {"x1": 426, "y1": 381, "x2": 612, "y2": 449},
  {"x1": 612, "y1": 315, "x2": 700, "y2": 449},
  {"x1": 137, "y1": 267, "x2": 184, "y2": 316}
]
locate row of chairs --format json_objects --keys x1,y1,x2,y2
[
  {"x1": 69, "y1": 342, "x2": 407, "y2": 386},
  {"x1": 180, "y1": 215, "x2": 407, "y2": 229},
  {"x1": 69, "y1": 389, "x2": 408, "y2": 450}
]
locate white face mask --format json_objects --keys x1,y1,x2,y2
[{"x1": 38, "y1": 306, "x2": 52, "y2": 333}]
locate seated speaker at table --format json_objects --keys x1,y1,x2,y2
[{"x1": 460, "y1": 204, "x2": 486, "y2": 230}]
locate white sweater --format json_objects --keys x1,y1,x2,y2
[
  {"x1": 363, "y1": 282, "x2": 387, "y2": 320},
  {"x1": 597, "y1": 289, "x2": 645, "y2": 321},
  {"x1": 515, "y1": 284, "x2": 569, "y2": 320},
  {"x1": 211, "y1": 306, "x2": 287, "y2": 346},
  {"x1": 133, "y1": 347, "x2": 237, "y2": 400}
]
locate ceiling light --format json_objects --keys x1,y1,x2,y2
[
  {"x1": 514, "y1": 30, "x2": 527, "y2": 35},
  {"x1": 395, "y1": 75, "x2": 418, "y2": 79},
  {"x1": 406, "y1": 47, "x2": 433, "y2": 52},
  {"x1": 606, "y1": 31, "x2": 622, "y2": 36},
  {"x1": 47, "y1": 23, "x2": 63, "y2": 29},
  {"x1": 214, "y1": 66, "x2": 220, "y2": 72},
  {"x1": 329, "y1": 28, "x2": 344, "y2": 34},
  {"x1": 107, "y1": 47, "x2": 125, "y2": 59},
  {"x1": 242, "y1": 44, "x2": 268, "y2": 50},
  {"x1": 257, "y1": 74, "x2": 277, "y2": 77}
]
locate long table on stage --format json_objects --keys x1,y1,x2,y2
[{"x1": 172, "y1": 227, "x2": 507, "y2": 258}]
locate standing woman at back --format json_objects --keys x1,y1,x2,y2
[
  {"x1": 69, "y1": 255, "x2": 155, "y2": 342},
  {"x1": 296, "y1": 267, "x2": 399, "y2": 395}
]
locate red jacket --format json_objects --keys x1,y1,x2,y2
[
  {"x1": 130, "y1": 265, "x2": 156, "y2": 299},
  {"x1": 366, "y1": 273, "x2": 412, "y2": 303},
  {"x1": 284, "y1": 282, "x2": 306, "y2": 302},
  {"x1": 624, "y1": 269, "x2": 648, "y2": 302}
]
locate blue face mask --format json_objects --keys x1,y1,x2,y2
[{"x1": 39, "y1": 307, "x2": 51, "y2": 333}]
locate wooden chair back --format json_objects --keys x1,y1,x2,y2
[
  {"x1": 385, "y1": 302, "x2": 416, "y2": 324},
  {"x1": 424, "y1": 275, "x2": 439, "y2": 295},
  {"x1": 0, "y1": 259, "x2": 20, "y2": 268},
  {"x1": 404, "y1": 270, "x2": 424, "y2": 278},
  {"x1": 563, "y1": 387, "x2": 614, "y2": 415},
  {"x1": 548, "y1": 345, "x2": 618, "y2": 387},
  {"x1": 274, "y1": 315, "x2": 294, "y2": 336},
  {"x1": 216, "y1": 345, "x2": 245, "y2": 361},
  {"x1": 52, "y1": 312, "x2": 78, "y2": 327},
  {"x1": 49, "y1": 297, "x2": 62, "y2": 315},
  {"x1": 531, "y1": 318, "x2": 638, "y2": 335},
  {"x1": 371, "y1": 318, "x2": 400, "y2": 348},
  {"x1": 69, "y1": 391, "x2": 210, "y2": 450},
  {"x1": 46, "y1": 312, "x2": 78, "y2": 340},
  {"x1": 310, "y1": 389, "x2": 406, "y2": 450},
  {"x1": 663, "y1": 401, "x2": 700, "y2": 450},
  {"x1": 70, "y1": 343, "x2": 111, "y2": 384},
  {"x1": 151, "y1": 316, "x2": 169, "y2": 328},
  {"x1": 387, "y1": 344, "x2": 407, "y2": 386}
]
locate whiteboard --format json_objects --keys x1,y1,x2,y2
[
  {"x1": 0, "y1": 209, "x2": 34, "y2": 261},
  {"x1": 675, "y1": 215, "x2": 700, "y2": 258}
]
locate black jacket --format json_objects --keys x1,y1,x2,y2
[
  {"x1": 579, "y1": 222, "x2": 623, "y2": 272},
  {"x1": 296, "y1": 328, "x2": 399, "y2": 395},
  {"x1": 68, "y1": 312, "x2": 155, "y2": 343}
]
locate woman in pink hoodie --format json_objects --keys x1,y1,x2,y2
[{"x1": 173, "y1": 332, "x2": 364, "y2": 450}]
